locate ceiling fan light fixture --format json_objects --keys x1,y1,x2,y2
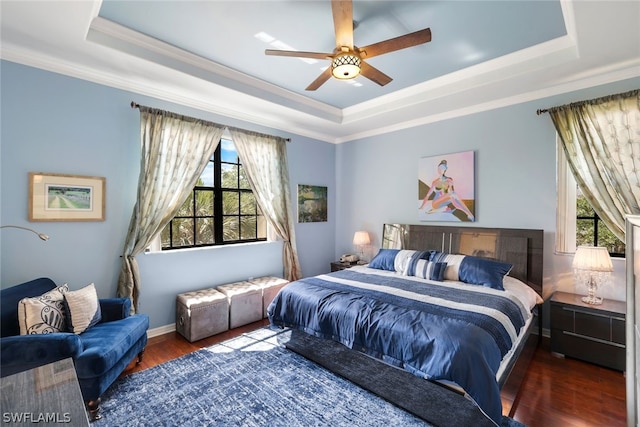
[{"x1": 331, "y1": 53, "x2": 361, "y2": 80}]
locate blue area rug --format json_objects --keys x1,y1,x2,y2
[{"x1": 97, "y1": 328, "x2": 526, "y2": 426}]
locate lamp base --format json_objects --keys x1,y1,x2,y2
[{"x1": 582, "y1": 295, "x2": 603, "y2": 305}]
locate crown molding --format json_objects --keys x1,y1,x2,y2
[
  {"x1": 87, "y1": 16, "x2": 343, "y2": 124},
  {"x1": 334, "y1": 59, "x2": 640, "y2": 144}
]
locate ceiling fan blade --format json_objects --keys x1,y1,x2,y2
[
  {"x1": 265, "y1": 49, "x2": 332, "y2": 60},
  {"x1": 306, "y1": 68, "x2": 333, "y2": 91},
  {"x1": 360, "y1": 61, "x2": 392, "y2": 87},
  {"x1": 332, "y1": 0, "x2": 354, "y2": 48},
  {"x1": 358, "y1": 28, "x2": 432, "y2": 59}
]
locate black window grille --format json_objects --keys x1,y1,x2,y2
[{"x1": 161, "y1": 138, "x2": 266, "y2": 249}]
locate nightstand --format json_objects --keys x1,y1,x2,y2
[
  {"x1": 330, "y1": 261, "x2": 356, "y2": 272},
  {"x1": 550, "y1": 291, "x2": 625, "y2": 371}
]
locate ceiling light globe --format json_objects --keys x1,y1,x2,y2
[{"x1": 332, "y1": 53, "x2": 361, "y2": 80}]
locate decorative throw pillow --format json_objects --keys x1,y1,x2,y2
[
  {"x1": 458, "y1": 256, "x2": 513, "y2": 291},
  {"x1": 64, "y1": 283, "x2": 102, "y2": 334},
  {"x1": 410, "y1": 259, "x2": 447, "y2": 281},
  {"x1": 398, "y1": 250, "x2": 433, "y2": 275},
  {"x1": 18, "y1": 284, "x2": 69, "y2": 335},
  {"x1": 430, "y1": 253, "x2": 466, "y2": 281},
  {"x1": 431, "y1": 252, "x2": 513, "y2": 290},
  {"x1": 394, "y1": 250, "x2": 419, "y2": 274},
  {"x1": 368, "y1": 249, "x2": 400, "y2": 271}
]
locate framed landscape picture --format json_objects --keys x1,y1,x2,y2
[
  {"x1": 29, "y1": 172, "x2": 105, "y2": 221},
  {"x1": 418, "y1": 150, "x2": 475, "y2": 222},
  {"x1": 297, "y1": 184, "x2": 328, "y2": 223}
]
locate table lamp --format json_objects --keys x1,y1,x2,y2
[
  {"x1": 353, "y1": 231, "x2": 370, "y2": 261},
  {"x1": 572, "y1": 246, "x2": 612, "y2": 305}
]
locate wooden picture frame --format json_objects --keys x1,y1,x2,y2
[
  {"x1": 297, "y1": 184, "x2": 328, "y2": 223},
  {"x1": 29, "y1": 172, "x2": 105, "y2": 221}
]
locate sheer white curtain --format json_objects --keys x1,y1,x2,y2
[
  {"x1": 230, "y1": 128, "x2": 302, "y2": 281},
  {"x1": 549, "y1": 89, "x2": 640, "y2": 240},
  {"x1": 118, "y1": 107, "x2": 225, "y2": 312}
]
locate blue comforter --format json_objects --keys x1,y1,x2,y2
[{"x1": 267, "y1": 268, "x2": 530, "y2": 426}]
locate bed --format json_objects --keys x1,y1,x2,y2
[{"x1": 268, "y1": 224, "x2": 544, "y2": 426}]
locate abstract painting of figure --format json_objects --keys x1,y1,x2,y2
[{"x1": 418, "y1": 151, "x2": 475, "y2": 222}]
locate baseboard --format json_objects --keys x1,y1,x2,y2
[{"x1": 147, "y1": 323, "x2": 175, "y2": 338}]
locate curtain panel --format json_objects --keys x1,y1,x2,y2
[
  {"x1": 549, "y1": 89, "x2": 640, "y2": 241},
  {"x1": 118, "y1": 107, "x2": 225, "y2": 312},
  {"x1": 230, "y1": 128, "x2": 302, "y2": 282}
]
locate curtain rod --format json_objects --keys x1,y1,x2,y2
[
  {"x1": 535, "y1": 89, "x2": 639, "y2": 116},
  {"x1": 130, "y1": 101, "x2": 291, "y2": 142}
]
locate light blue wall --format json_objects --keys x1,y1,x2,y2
[{"x1": 0, "y1": 61, "x2": 336, "y2": 329}]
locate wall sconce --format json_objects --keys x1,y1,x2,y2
[
  {"x1": 0, "y1": 225, "x2": 49, "y2": 241},
  {"x1": 353, "y1": 231, "x2": 370, "y2": 261},
  {"x1": 573, "y1": 246, "x2": 612, "y2": 305}
]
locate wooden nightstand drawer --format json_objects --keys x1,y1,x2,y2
[
  {"x1": 553, "y1": 330, "x2": 625, "y2": 371},
  {"x1": 574, "y1": 310, "x2": 610, "y2": 341},
  {"x1": 550, "y1": 291, "x2": 625, "y2": 371},
  {"x1": 550, "y1": 304, "x2": 573, "y2": 330},
  {"x1": 612, "y1": 317, "x2": 625, "y2": 345}
]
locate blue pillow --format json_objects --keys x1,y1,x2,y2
[
  {"x1": 368, "y1": 249, "x2": 400, "y2": 271},
  {"x1": 458, "y1": 256, "x2": 512, "y2": 290}
]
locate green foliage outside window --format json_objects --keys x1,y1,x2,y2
[
  {"x1": 161, "y1": 139, "x2": 266, "y2": 250},
  {"x1": 576, "y1": 193, "x2": 625, "y2": 256}
]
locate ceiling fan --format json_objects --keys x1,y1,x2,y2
[{"x1": 265, "y1": 0, "x2": 432, "y2": 91}]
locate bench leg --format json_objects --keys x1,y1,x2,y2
[{"x1": 137, "y1": 349, "x2": 145, "y2": 364}]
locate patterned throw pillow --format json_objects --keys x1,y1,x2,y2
[
  {"x1": 64, "y1": 283, "x2": 102, "y2": 334},
  {"x1": 18, "y1": 284, "x2": 69, "y2": 334}
]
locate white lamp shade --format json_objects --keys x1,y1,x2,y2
[
  {"x1": 353, "y1": 231, "x2": 370, "y2": 246},
  {"x1": 572, "y1": 246, "x2": 613, "y2": 272}
]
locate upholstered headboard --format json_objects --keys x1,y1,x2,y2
[{"x1": 381, "y1": 224, "x2": 544, "y2": 297}]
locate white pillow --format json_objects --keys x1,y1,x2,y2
[
  {"x1": 64, "y1": 283, "x2": 102, "y2": 334},
  {"x1": 18, "y1": 284, "x2": 69, "y2": 334},
  {"x1": 503, "y1": 276, "x2": 544, "y2": 310}
]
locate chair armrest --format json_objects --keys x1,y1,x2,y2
[
  {"x1": 99, "y1": 298, "x2": 132, "y2": 322},
  {"x1": 0, "y1": 334, "x2": 82, "y2": 377}
]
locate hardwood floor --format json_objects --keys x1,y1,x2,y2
[{"x1": 121, "y1": 321, "x2": 626, "y2": 426}]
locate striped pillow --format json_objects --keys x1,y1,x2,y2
[
  {"x1": 410, "y1": 259, "x2": 447, "y2": 281},
  {"x1": 64, "y1": 283, "x2": 102, "y2": 334}
]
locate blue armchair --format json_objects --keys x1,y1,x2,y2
[{"x1": 1, "y1": 277, "x2": 149, "y2": 420}]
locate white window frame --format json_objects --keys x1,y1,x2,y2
[{"x1": 556, "y1": 137, "x2": 577, "y2": 254}]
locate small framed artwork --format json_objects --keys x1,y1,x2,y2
[
  {"x1": 298, "y1": 184, "x2": 328, "y2": 223},
  {"x1": 29, "y1": 172, "x2": 105, "y2": 221},
  {"x1": 418, "y1": 150, "x2": 475, "y2": 222}
]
